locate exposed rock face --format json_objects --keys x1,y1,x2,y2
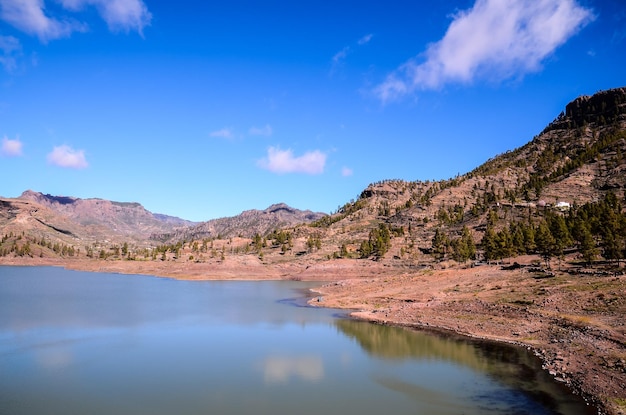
[{"x1": 544, "y1": 86, "x2": 626, "y2": 132}]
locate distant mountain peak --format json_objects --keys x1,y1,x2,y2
[
  {"x1": 20, "y1": 190, "x2": 78, "y2": 206},
  {"x1": 152, "y1": 203, "x2": 326, "y2": 242}
]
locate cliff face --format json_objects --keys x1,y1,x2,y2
[{"x1": 544, "y1": 86, "x2": 626, "y2": 132}]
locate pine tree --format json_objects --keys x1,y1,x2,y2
[
  {"x1": 432, "y1": 228, "x2": 448, "y2": 260},
  {"x1": 535, "y1": 222, "x2": 555, "y2": 268},
  {"x1": 481, "y1": 226, "x2": 498, "y2": 262}
]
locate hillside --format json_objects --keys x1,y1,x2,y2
[
  {"x1": 301, "y1": 86, "x2": 626, "y2": 264},
  {"x1": 151, "y1": 203, "x2": 326, "y2": 242},
  {"x1": 0, "y1": 191, "x2": 326, "y2": 259}
]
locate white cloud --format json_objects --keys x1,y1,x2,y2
[
  {"x1": 210, "y1": 127, "x2": 234, "y2": 139},
  {"x1": 59, "y1": 0, "x2": 151, "y2": 35},
  {"x1": 249, "y1": 124, "x2": 273, "y2": 137},
  {"x1": 258, "y1": 146, "x2": 326, "y2": 175},
  {"x1": 0, "y1": 0, "x2": 86, "y2": 42},
  {"x1": 1, "y1": 136, "x2": 22, "y2": 156},
  {"x1": 375, "y1": 0, "x2": 594, "y2": 102},
  {"x1": 0, "y1": 35, "x2": 21, "y2": 71},
  {"x1": 0, "y1": 0, "x2": 151, "y2": 42},
  {"x1": 47, "y1": 145, "x2": 88, "y2": 169},
  {"x1": 358, "y1": 33, "x2": 373, "y2": 45},
  {"x1": 341, "y1": 166, "x2": 353, "y2": 177}
]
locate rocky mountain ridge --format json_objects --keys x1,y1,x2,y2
[
  {"x1": 0, "y1": 190, "x2": 327, "y2": 251},
  {"x1": 17, "y1": 190, "x2": 195, "y2": 241},
  {"x1": 150, "y1": 203, "x2": 326, "y2": 242}
]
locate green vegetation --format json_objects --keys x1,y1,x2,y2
[
  {"x1": 476, "y1": 193, "x2": 626, "y2": 267},
  {"x1": 0, "y1": 233, "x2": 78, "y2": 258},
  {"x1": 359, "y1": 223, "x2": 392, "y2": 260}
]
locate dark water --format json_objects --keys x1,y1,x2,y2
[{"x1": 0, "y1": 266, "x2": 594, "y2": 415}]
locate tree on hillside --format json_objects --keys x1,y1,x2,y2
[
  {"x1": 574, "y1": 220, "x2": 598, "y2": 265},
  {"x1": 547, "y1": 213, "x2": 573, "y2": 269},
  {"x1": 535, "y1": 222, "x2": 555, "y2": 268},
  {"x1": 451, "y1": 226, "x2": 476, "y2": 263},
  {"x1": 360, "y1": 223, "x2": 392, "y2": 260},
  {"x1": 481, "y1": 226, "x2": 498, "y2": 262},
  {"x1": 431, "y1": 228, "x2": 449, "y2": 261}
]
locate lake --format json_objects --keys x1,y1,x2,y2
[{"x1": 0, "y1": 266, "x2": 594, "y2": 414}]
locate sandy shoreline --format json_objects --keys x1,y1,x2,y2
[{"x1": 1, "y1": 257, "x2": 624, "y2": 415}]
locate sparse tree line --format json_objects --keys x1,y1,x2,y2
[
  {"x1": 0, "y1": 233, "x2": 78, "y2": 257},
  {"x1": 430, "y1": 193, "x2": 626, "y2": 268},
  {"x1": 3, "y1": 186, "x2": 626, "y2": 270},
  {"x1": 521, "y1": 130, "x2": 625, "y2": 200}
]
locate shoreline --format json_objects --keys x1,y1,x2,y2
[
  {"x1": 1, "y1": 258, "x2": 624, "y2": 414},
  {"x1": 307, "y1": 267, "x2": 625, "y2": 415}
]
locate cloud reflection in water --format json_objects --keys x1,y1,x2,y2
[{"x1": 261, "y1": 355, "x2": 324, "y2": 383}]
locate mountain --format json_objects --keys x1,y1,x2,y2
[
  {"x1": 308, "y1": 88, "x2": 626, "y2": 261},
  {"x1": 309, "y1": 86, "x2": 626, "y2": 261},
  {"x1": 16, "y1": 190, "x2": 195, "y2": 241},
  {"x1": 0, "y1": 191, "x2": 326, "y2": 253},
  {"x1": 150, "y1": 203, "x2": 327, "y2": 242}
]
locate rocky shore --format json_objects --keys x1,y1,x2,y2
[
  {"x1": 308, "y1": 264, "x2": 626, "y2": 415},
  {"x1": 1, "y1": 256, "x2": 624, "y2": 414}
]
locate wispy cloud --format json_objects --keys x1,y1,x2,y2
[
  {"x1": 249, "y1": 124, "x2": 273, "y2": 137},
  {"x1": 332, "y1": 46, "x2": 350, "y2": 64},
  {"x1": 0, "y1": 0, "x2": 85, "y2": 42},
  {"x1": 374, "y1": 0, "x2": 594, "y2": 102},
  {"x1": 358, "y1": 33, "x2": 373, "y2": 45},
  {"x1": 210, "y1": 127, "x2": 234, "y2": 139},
  {"x1": 0, "y1": 35, "x2": 21, "y2": 71},
  {"x1": 331, "y1": 33, "x2": 374, "y2": 75},
  {"x1": 47, "y1": 145, "x2": 88, "y2": 169},
  {"x1": 1, "y1": 135, "x2": 22, "y2": 156},
  {"x1": 341, "y1": 166, "x2": 353, "y2": 177},
  {"x1": 59, "y1": 0, "x2": 152, "y2": 36},
  {"x1": 330, "y1": 46, "x2": 350, "y2": 74},
  {"x1": 0, "y1": 0, "x2": 151, "y2": 42},
  {"x1": 258, "y1": 146, "x2": 326, "y2": 175}
]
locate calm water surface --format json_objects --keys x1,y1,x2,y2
[{"x1": 0, "y1": 266, "x2": 594, "y2": 415}]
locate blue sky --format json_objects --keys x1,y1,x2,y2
[{"x1": 0, "y1": 0, "x2": 624, "y2": 221}]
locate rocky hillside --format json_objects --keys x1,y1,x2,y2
[
  {"x1": 17, "y1": 190, "x2": 195, "y2": 239},
  {"x1": 0, "y1": 191, "x2": 326, "y2": 257},
  {"x1": 286, "y1": 86, "x2": 626, "y2": 263},
  {"x1": 151, "y1": 203, "x2": 327, "y2": 242}
]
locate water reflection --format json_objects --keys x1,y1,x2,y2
[
  {"x1": 261, "y1": 355, "x2": 324, "y2": 383},
  {"x1": 336, "y1": 319, "x2": 594, "y2": 415},
  {"x1": 0, "y1": 266, "x2": 594, "y2": 415}
]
